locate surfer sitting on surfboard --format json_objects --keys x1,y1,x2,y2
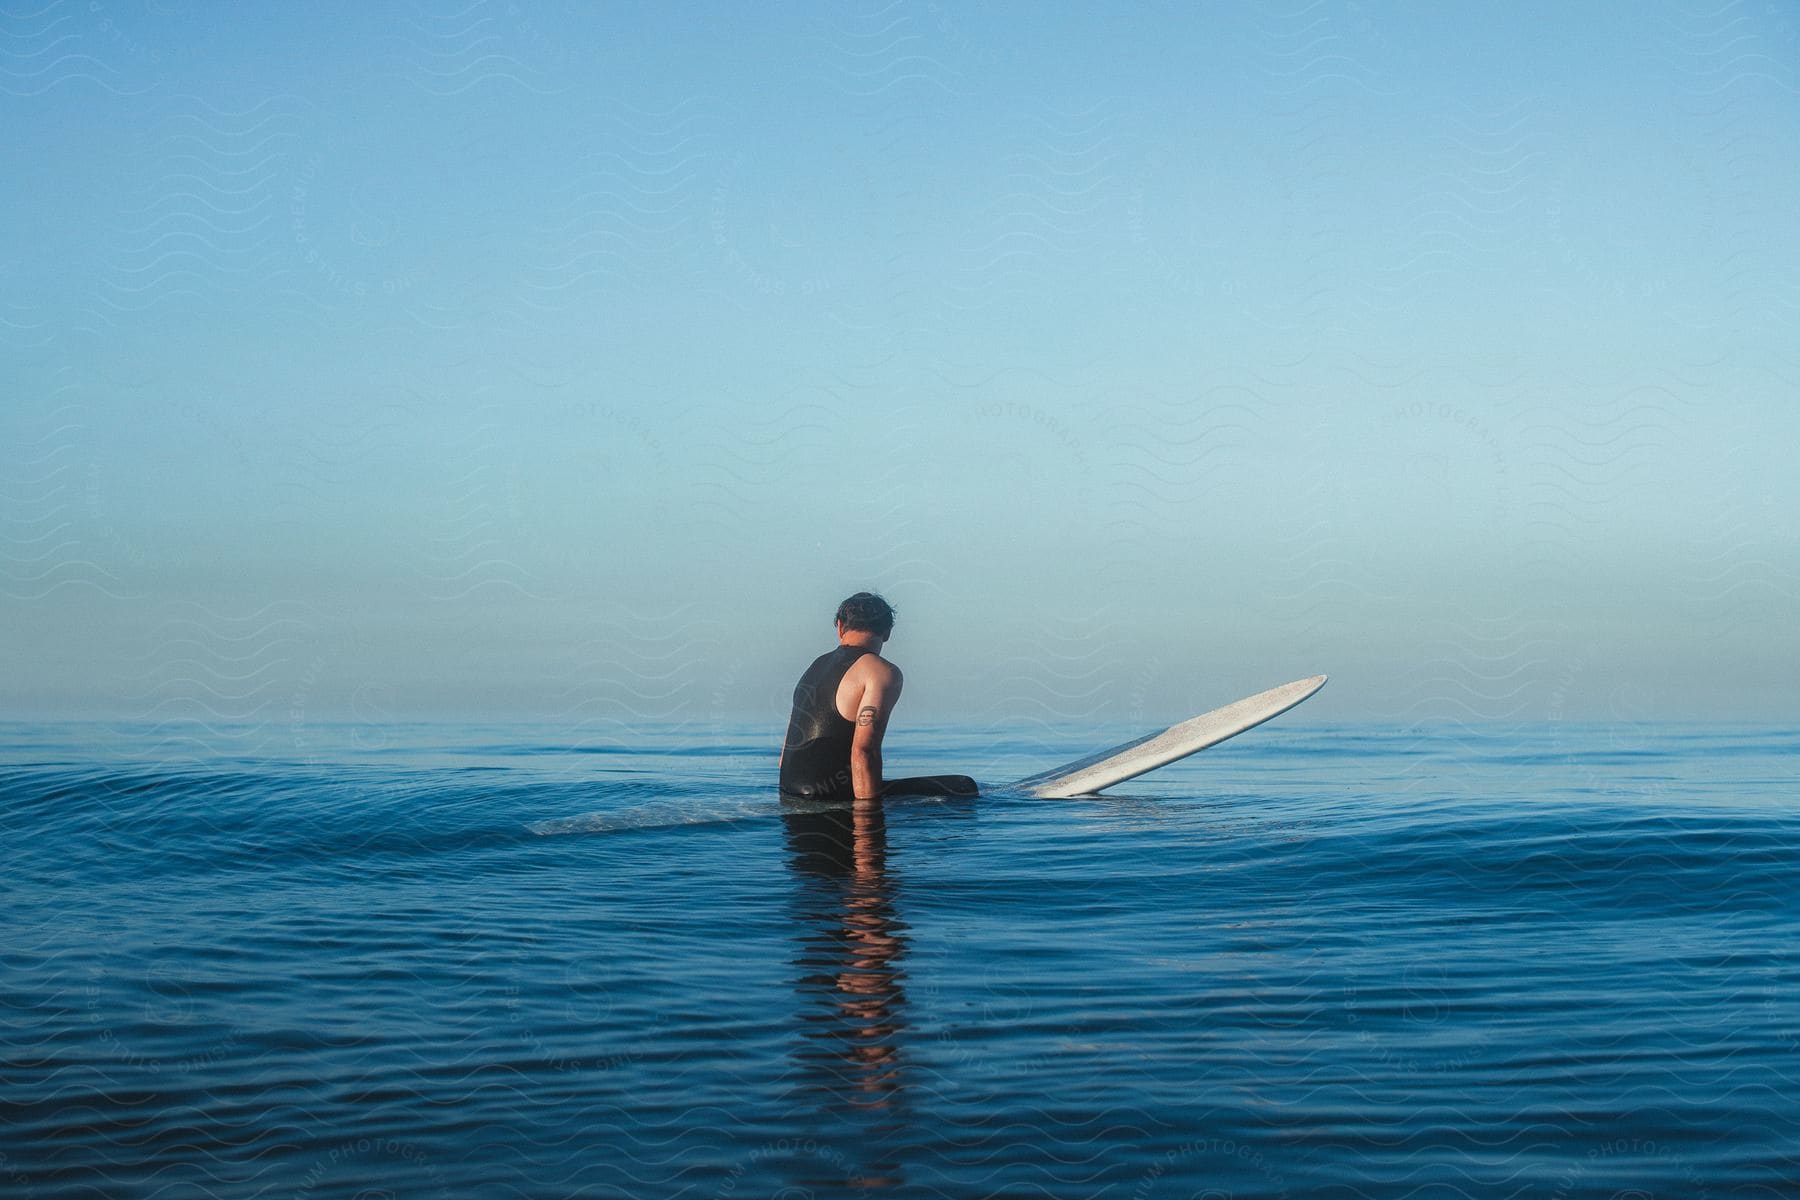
[{"x1": 778, "y1": 592, "x2": 978, "y2": 802}]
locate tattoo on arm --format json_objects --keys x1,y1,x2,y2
[{"x1": 857, "y1": 705, "x2": 878, "y2": 727}]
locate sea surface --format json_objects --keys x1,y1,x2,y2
[{"x1": 2, "y1": 718, "x2": 1797, "y2": 1199}]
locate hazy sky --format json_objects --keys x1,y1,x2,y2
[{"x1": 3, "y1": 2, "x2": 1796, "y2": 738}]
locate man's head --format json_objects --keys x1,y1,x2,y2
[{"x1": 835, "y1": 591, "x2": 896, "y2": 640}]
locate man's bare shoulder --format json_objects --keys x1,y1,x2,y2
[{"x1": 850, "y1": 652, "x2": 902, "y2": 684}]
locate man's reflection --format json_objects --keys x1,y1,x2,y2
[
  {"x1": 780, "y1": 793, "x2": 978, "y2": 1191},
  {"x1": 782, "y1": 797, "x2": 910, "y2": 1111}
]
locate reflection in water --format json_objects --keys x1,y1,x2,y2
[
  {"x1": 780, "y1": 794, "x2": 979, "y2": 1191},
  {"x1": 782, "y1": 798, "x2": 911, "y2": 1113}
]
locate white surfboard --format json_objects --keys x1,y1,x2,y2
[{"x1": 1008, "y1": 675, "x2": 1327, "y2": 797}]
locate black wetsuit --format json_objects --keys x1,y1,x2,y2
[{"x1": 779, "y1": 643, "x2": 977, "y2": 801}]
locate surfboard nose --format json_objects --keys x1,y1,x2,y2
[{"x1": 1012, "y1": 673, "x2": 1330, "y2": 798}]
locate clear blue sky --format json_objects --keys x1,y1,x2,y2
[{"x1": 3, "y1": 2, "x2": 1797, "y2": 733}]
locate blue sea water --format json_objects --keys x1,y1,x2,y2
[{"x1": 2, "y1": 718, "x2": 1797, "y2": 1199}]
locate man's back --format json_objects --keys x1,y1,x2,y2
[{"x1": 778, "y1": 644, "x2": 877, "y2": 798}]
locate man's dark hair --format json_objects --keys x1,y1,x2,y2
[{"x1": 835, "y1": 591, "x2": 896, "y2": 638}]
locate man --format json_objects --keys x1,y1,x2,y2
[{"x1": 778, "y1": 592, "x2": 977, "y2": 802}]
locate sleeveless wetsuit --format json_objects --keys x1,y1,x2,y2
[
  {"x1": 779, "y1": 644, "x2": 978, "y2": 801},
  {"x1": 779, "y1": 644, "x2": 870, "y2": 798}
]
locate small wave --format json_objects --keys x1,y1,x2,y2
[
  {"x1": 527, "y1": 793, "x2": 970, "y2": 837},
  {"x1": 527, "y1": 800, "x2": 782, "y2": 836}
]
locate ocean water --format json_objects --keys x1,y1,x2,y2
[{"x1": 2, "y1": 718, "x2": 1796, "y2": 1199}]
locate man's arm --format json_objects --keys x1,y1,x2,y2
[{"x1": 849, "y1": 664, "x2": 902, "y2": 800}]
